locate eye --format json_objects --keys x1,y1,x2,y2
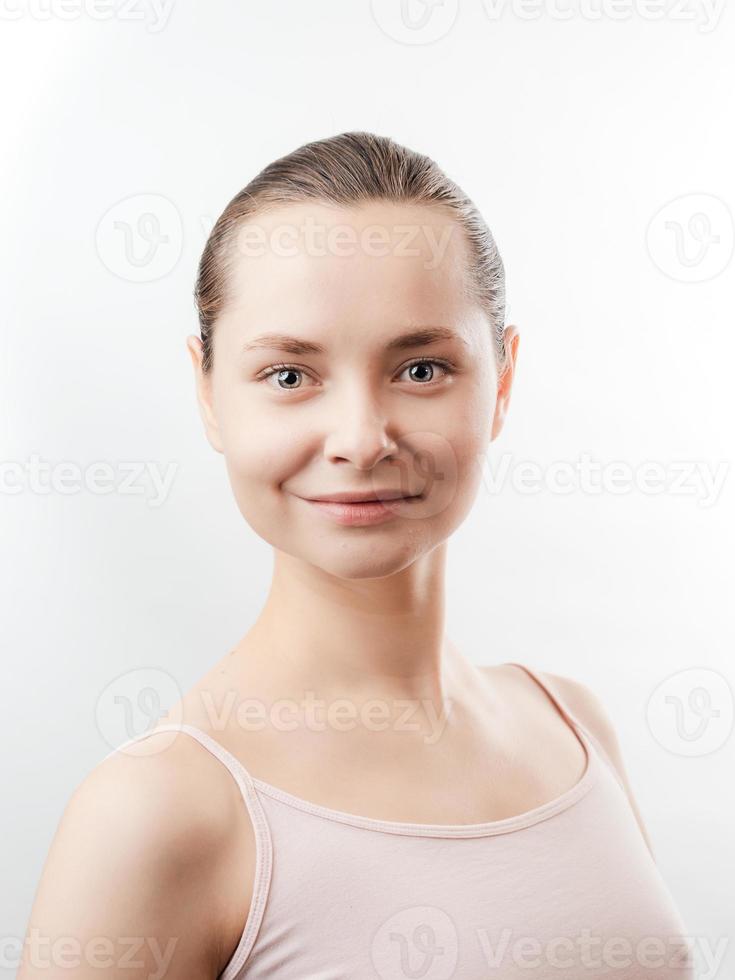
[
  {"x1": 397, "y1": 358, "x2": 456, "y2": 385},
  {"x1": 257, "y1": 357, "x2": 456, "y2": 392},
  {"x1": 258, "y1": 363, "x2": 316, "y2": 391}
]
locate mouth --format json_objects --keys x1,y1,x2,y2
[
  {"x1": 302, "y1": 490, "x2": 423, "y2": 504},
  {"x1": 295, "y1": 492, "x2": 422, "y2": 526}
]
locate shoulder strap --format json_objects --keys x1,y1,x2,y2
[
  {"x1": 503, "y1": 661, "x2": 584, "y2": 730},
  {"x1": 503, "y1": 662, "x2": 625, "y2": 790},
  {"x1": 102, "y1": 723, "x2": 272, "y2": 980}
]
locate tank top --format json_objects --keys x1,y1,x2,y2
[{"x1": 105, "y1": 661, "x2": 694, "y2": 979}]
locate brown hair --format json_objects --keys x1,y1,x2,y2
[{"x1": 194, "y1": 131, "x2": 507, "y2": 375}]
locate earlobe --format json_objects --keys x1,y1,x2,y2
[
  {"x1": 490, "y1": 326, "x2": 519, "y2": 442},
  {"x1": 503, "y1": 326, "x2": 521, "y2": 377},
  {"x1": 490, "y1": 395, "x2": 508, "y2": 442},
  {"x1": 186, "y1": 335, "x2": 201, "y2": 370},
  {"x1": 185, "y1": 336, "x2": 224, "y2": 455}
]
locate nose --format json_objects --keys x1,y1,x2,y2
[{"x1": 322, "y1": 384, "x2": 399, "y2": 470}]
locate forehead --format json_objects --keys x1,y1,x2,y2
[{"x1": 221, "y1": 200, "x2": 473, "y2": 337}]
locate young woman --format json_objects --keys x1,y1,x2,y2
[{"x1": 20, "y1": 132, "x2": 693, "y2": 979}]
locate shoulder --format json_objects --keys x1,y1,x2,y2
[
  {"x1": 482, "y1": 663, "x2": 622, "y2": 760},
  {"x1": 535, "y1": 669, "x2": 624, "y2": 769},
  {"x1": 489, "y1": 664, "x2": 623, "y2": 760},
  {"x1": 481, "y1": 664, "x2": 655, "y2": 860},
  {"x1": 537, "y1": 670, "x2": 616, "y2": 744},
  {"x1": 535, "y1": 669, "x2": 656, "y2": 860},
  {"x1": 18, "y1": 732, "x2": 247, "y2": 979},
  {"x1": 78, "y1": 729, "x2": 245, "y2": 864}
]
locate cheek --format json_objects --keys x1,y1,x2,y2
[
  {"x1": 220, "y1": 435, "x2": 293, "y2": 545},
  {"x1": 214, "y1": 379, "x2": 492, "y2": 540},
  {"x1": 218, "y1": 391, "x2": 310, "y2": 480},
  {"x1": 418, "y1": 387, "x2": 493, "y2": 512},
  {"x1": 217, "y1": 401, "x2": 319, "y2": 537},
  {"x1": 397, "y1": 424, "x2": 484, "y2": 530}
]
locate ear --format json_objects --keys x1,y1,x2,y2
[
  {"x1": 491, "y1": 326, "x2": 520, "y2": 442},
  {"x1": 186, "y1": 336, "x2": 224, "y2": 454}
]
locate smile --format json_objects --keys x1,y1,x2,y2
[{"x1": 297, "y1": 495, "x2": 421, "y2": 527}]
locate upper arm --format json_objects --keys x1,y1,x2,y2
[
  {"x1": 17, "y1": 734, "x2": 241, "y2": 980},
  {"x1": 541, "y1": 671, "x2": 656, "y2": 862}
]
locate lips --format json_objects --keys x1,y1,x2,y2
[
  {"x1": 303, "y1": 490, "x2": 420, "y2": 503},
  {"x1": 298, "y1": 493, "x2": 421, "y2": 526}
]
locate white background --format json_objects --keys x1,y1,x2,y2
[{"x1": 2, "y1": 0, "x2": 733, "y2": 975}]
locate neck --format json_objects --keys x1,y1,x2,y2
[{"x1": 231, "y1": 542, "x2": 472, "y2": 707}]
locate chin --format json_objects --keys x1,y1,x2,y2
[{"x1": 301, "y1": 536, "x2": 433, "y2": 580}]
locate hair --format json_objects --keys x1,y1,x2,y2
[{"x1": 194, "y1": 131, "x2": 507, "y2": 376}]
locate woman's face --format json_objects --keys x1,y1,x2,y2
[{"x1": 188, "y1": 200, "x2": 518, "y2": 579}]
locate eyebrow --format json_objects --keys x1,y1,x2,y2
[{"x1": 241, "y1": 326, "x2": 465, "y2": 356}]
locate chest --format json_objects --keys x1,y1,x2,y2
[
  {"x1": 231, "y1": 777, "x2": 694, "y2": 980},
  {"x1": 219, "y1": 708, "x2": 589, "y2": 825}
]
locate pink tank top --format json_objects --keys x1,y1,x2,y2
[{"x1": 108, "y1": 662, "x2": 694, "y2": 979}]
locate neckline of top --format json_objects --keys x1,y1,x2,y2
[
  {"x1": 112, "y1": 662, "x2": 601, "y2": 839},
  {"x1": 248, "y1": 719, "x2": 599, "y2": 839}
]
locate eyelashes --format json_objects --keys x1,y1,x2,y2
[
  {"x1": 257, "y1": 358, "x2": 457, "y2": 392},
  {"x1": 399, "y1": 358, "x2": 457, "y2": 385}
]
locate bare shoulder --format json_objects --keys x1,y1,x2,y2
[
  {"x1": 537, "y1": 670, "x2": 615, "y2": 738},
  {"x1": 82, "y1": 729, "x2": 248, "y2": 870},
  {"x1": 17, "y1": 731, "x2": 251, "y2": 980},
  {"x1": 479, "y1": 664, "x2": 655, "y2": 860},
  {"x1": 536, "y1": 669, "x2": 656, "y2": 861},
  {"x1": 535, "y1": 669, "x2": 626, "y2": 764},
  {"x1": 490, "y1": 663, "x2": 625, "y2": 768}
]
